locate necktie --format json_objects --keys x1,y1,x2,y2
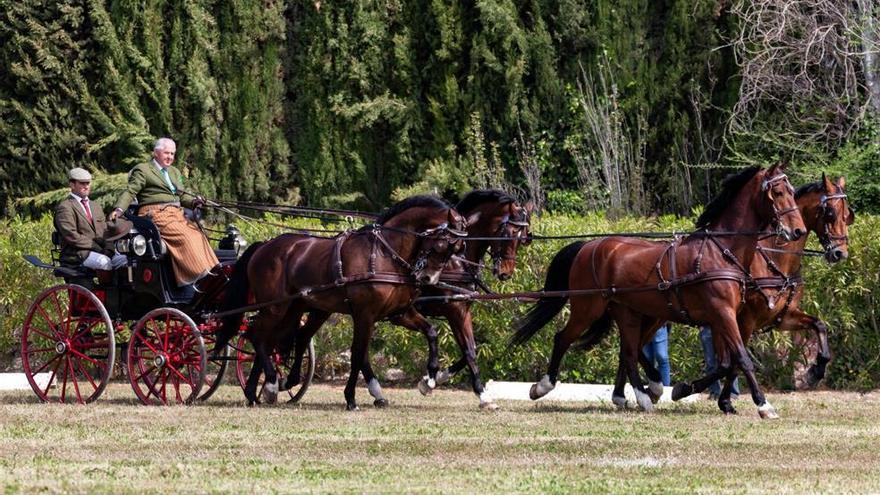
[
  {"x1": 81, "y1": 198, "x2": 93, "y2": 224},
  {"x1": 161, "y1": 168, "x2": 176, "y2": 193}
]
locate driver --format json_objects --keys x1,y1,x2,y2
[{"x1": 110, "y1": 137, "x2": 221, "y2": 289}]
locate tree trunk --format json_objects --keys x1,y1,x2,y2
[{"x1": 858, "y1": 0, "x2": 880, "y2": 115}]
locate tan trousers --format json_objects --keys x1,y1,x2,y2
[{"x1": 139, "y1": 204, "x2": 219, "y2": 285}]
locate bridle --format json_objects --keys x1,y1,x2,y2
[
  {"x1": 762, "y1": 172, "x2": 800, "y2": 237},
  {"x1": 816, "y1": 191, "x2": 850, "y2": 257},
  {"x1": 489, "y1": 208, "x2": 531, "y2": 271},
  {"x1": 411, "y1": 212, "x2": 469, "y2": 277}
]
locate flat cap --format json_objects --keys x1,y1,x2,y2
[{"x1": 68, "y1": 167, "x2": 92, "y2": 182}]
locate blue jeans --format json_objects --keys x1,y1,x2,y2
[
  {"x1": 642, "y1": 325, "x2": 671, "y2": 386},
  {"x1": 699, "y1": 327, "x2": 740, "y2": 396}
]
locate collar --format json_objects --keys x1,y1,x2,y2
[
  {"x1": 152, "y1": 159, "x2": 170, "y2": 172},
  {"x1": 69, "y1": 192, "x2": 87, "y2": 202}
]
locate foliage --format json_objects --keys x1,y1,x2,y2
[{"x1": 0, "y1": 0, "x2": 291, "y2": 210}]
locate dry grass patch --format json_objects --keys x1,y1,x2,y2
[{"x1": 1, "y1": 384, "x2": 879, "y2": 493}]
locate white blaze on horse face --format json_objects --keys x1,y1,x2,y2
[{"x1": 367, "y1": 378, "x2": 385, "y2": 400}]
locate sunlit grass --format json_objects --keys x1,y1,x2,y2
[{"x1": 1, "y1": 384, "x2": 879, "y2": 493}]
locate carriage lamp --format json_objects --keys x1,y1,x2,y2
[
  {"x1": 219, "y1": 225, "x2": 247, "y2": 255},
  {"x1": 115, "y1": 238, "x2": 129, "y2": 254},
  {"x1": 131, "y1": 235, "x2": 148, "y2": 257}
]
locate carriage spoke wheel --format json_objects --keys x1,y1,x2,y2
[
  {"x1": 234, "y1": 335, "x2": 315, "y2": 403},
  {"x1": 127, "y1": 308, "x2": 206, "y2": 405},
  {"x1": 197, "y1": 328, "x2": 229, "y2": 401},
  {"x1": 21, "y1": 284, "x2": 115, "y2": 404}
]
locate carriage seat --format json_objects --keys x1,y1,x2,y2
[{"x1": 47, "y1": 231, "x2": 97, "y2": 281}]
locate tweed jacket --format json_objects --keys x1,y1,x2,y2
[
  {"x1": 114, "y1": 160, "x2": 194, "y2": 212},
  {"x1": 54, "y1": 196, "x2": 108, "y2": 266}
]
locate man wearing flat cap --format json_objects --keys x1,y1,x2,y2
[{"x1": 54, "y1": 168, "x2": 127, "y2": 271}]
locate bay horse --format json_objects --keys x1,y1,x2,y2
[
  {"x1": 560, "y1": 174, "x2": 853, "y2": 416},
  {"x1": 511, "y1": 163, "x2": 806, "y2": 419},
  {"x1": 392, "y1": 190, "x2": 532, "y2": 410},
  {"x1": 214, "y1": 195, "x2": 471, "y2": 410},
  {"x1": 670, "y1": 174, "x2": 854, "y2": 411}
]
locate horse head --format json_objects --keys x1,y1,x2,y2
[
  {"x1": 758, "y1": 162, "x2": 806, "y2": 242},
  {"x1": 456, "y1": 190, "x2": 533, "y2": 281},
  {"x1": 798, "y1": 174, "x2": 853, "y2": 263},
  {"x1": 377, "y1": 195, "x2": 469, "y2": 286}
]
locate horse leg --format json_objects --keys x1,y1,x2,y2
[
  {"x1": 243, "y1": 342, "x2": 262, "y2": 406},
  {"x1": 614, "y1": 310, "x2": 654, "y2": 412},
  {"x1": 388, "y1": 308, "x2": 441, "y2": 395},
  {"x1": 360, "y1": 356, "x2": 388, "y2": 408},
  {"x1": 716, "y1": 368, "x2": 739, "y2": 415},
  {"x1": 611, "y1": 360, "x2": 630, "y2": 409},
  {"x1": 637, "y1": 319, "x2": 666, "y2": 403},
  {"x1": 671, "y1": 328, "x2": 735, "y2": 402},
  {"x1": 255, "y1": 337, "x2": 279, "y2": 405},
  {"x1": 345, "y1": 314, "x2": 375, "y2": 411},
  {"x1": 778, "y1": 309, "x2": 831, "y2": 388},
  {"x1": 530, "y1": 296, "x2": 606, "y2": 400},
  {"x1": 446, "y1": 304, "x2": 496, "y2": 410},
  {"x1": 283, "y1": 310, "x2": 330, "y2": 391}
]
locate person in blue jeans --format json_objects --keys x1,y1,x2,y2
[
  {"x1": 642, "y1": 323, "x2": 671, "y2": 386},
  {"x1": 699, "y1": 326, "x2": 740, "y2": 399}
]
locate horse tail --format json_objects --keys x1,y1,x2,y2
[
  {"x1": 509, "y1": 241, "x2": 586, "y2": 346},
  {"x1": 572, "y1": 311, "x2": 614, "y2": 352},
  {"x1": 212, "y1": 241, "x2": 264, "y2": 354}
]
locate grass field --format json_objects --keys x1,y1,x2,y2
[{"x1": 1, "y1": 383, "x2": 879, "y2": 493}]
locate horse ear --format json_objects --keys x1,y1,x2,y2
[
  {"x1": 838, "y1": 175, "x2": 846, "y2": 189},
  {"x1": 466, "y1": 211, "x2": 482, "y2": 226},
  {"x1": 524, "y1": 200, "x2": 535, "y2": 215},
  {"x1": 822, "y1": 172, "x2": 834, "y2": 192}
]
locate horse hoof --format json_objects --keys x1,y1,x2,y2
[
  {"x1": 611, "y1": 395, "x2": 628, "y2": 410},
  {"x1": 246, "y1": 400, "x2": 256, "y2": 408},
  {"x1": 758, "y1": 403, "x2": 779, "y2": 419},
  {"x1": 719, "y1": 401, "x2": 737, "y2": 415},
  {"x1": 417, "y1": 378, "x2": 433, "y2": 396},
  {"x1": 374, "y1": 398, "x2": 389, "y2": 408},
  {"x1": 528, "y1": 383, "x2": 541, "y2": 400},
  {"x1": 671, "y1": 382, "x2": 693, "y2": 401},
  {"x1": 346, "y1": 403, "x2": 360, "y2": 412},
  {"x1": 479, "y1": 401, "x2": 500, "y2": 411},
  {"x1": 647, "y1": 381, "x2": 664, "y2": 404},
  {"x1": 806, "y1": 366, "x2": 823, "y2": 388}
]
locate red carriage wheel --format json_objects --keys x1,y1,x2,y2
[
  {"x1": 197, "y1": 328, "x2": 229, "y2": 401},
  {"x1": 234, "y1": 334, "x2": 315, "y2": 403},
  {"x1": 20, "y1": 284, "x2": 115, "y2": 404},
  {"x1": 127, "y1": 308, "x2": 206, "y2": 405}
]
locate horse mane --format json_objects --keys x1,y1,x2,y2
[
  {"x1": 795, "y1": 180, "x2": 843, "y2": 199},
  {"x1": 695, "y1": 166, "x2": 762, "y2": 229},
  {"x1": 375, "y1": 195, "x2": 450, "y2": 225},
  {"x1": 456, "y1": 189, "x2": 516, "y2": 214}
]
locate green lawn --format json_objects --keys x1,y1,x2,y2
[{"x1": 1, "y1": 383, "x2": 879, "y2": 493}]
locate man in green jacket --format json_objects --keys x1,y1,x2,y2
[{"x1": 110, "y1": 138, "x2": 220, "y2": 286}]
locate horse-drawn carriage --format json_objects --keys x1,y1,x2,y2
[{"x1": 19, "y1": 212, "x2": 315, "y2": 405}]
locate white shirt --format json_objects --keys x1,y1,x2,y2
[{"x1": 69, "y1": 192, "x2": 93, "y2": 220}]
